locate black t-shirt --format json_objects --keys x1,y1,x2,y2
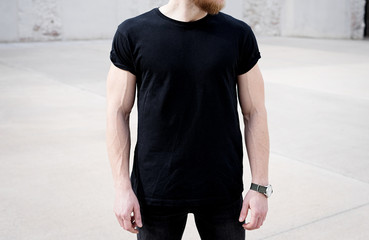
[{"x1": 110, "y1": 7, "x2": 261, "y2": 207}]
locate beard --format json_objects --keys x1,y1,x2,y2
[{"x1": 192, "y1": 0, "x2": 225, "y2": 15}]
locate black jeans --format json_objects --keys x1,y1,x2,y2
[{"x1": 137, "y1": 195, "x2": 245, "y2": 240}]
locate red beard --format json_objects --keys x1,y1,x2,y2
[{"x1": 192, "y1": 0, "x2": 225, "y2": 15}]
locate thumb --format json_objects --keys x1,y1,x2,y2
[
  {"x1": 239, "y1": 202, "x2": 249, "y2": 222},
  {"x1": 134, "y1": 203, "x2": 143, "y2": 227}
]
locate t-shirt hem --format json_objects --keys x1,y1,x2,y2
[{"x1": 138, "y1": 193, "x2": 242, "y2": 207}]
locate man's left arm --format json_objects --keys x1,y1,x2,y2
[{"x1": 237, "y1": 63, "x2": 270, "y2": 230}]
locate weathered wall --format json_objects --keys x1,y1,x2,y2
[
  {"x1": 243, "y1": 0, "x2": 282, "y2": 36},
  {"x1": 350, "y1": 0, "x2": 367, "y2": 39},
  {"x1": 0, "y1": 0, "x2": 366, "y2": 42},
  {"x1": 243, "y1": 0, "x2": 366, "y2": 39},
  {"x1": 18, "y1": 0, "x2": 63, "y2": 41},
  {"x1": 0, "y1": 0, "x2": 122, "y2": 42},
  {"x1": 0, "y1": 0, "x2": 242, "y2": 42}
]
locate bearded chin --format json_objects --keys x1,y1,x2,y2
[{"x1": 193, "y1": 0, "x2": 225, "y2": 15}]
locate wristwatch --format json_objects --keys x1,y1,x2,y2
[{"x1": 250, "y1": 183, "x2": 273, "y2": 198}]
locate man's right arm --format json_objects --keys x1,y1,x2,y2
[{"x1": 106, "y1": 63, "x2": 143, "y2": 233}]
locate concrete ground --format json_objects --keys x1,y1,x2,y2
[{"x1": 0, "y1": 36, "x2": 368, "y2": 240}]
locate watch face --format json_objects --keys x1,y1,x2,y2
[{"x1": 266, "y1": 185, "x2": 273, "y2": 197}]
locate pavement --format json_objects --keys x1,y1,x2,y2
[{"x1": 0, "y1": 36, "x2": 368, "y2": 240}]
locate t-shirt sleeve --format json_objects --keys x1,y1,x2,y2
[
  {"x1": 109, "y1": 27, "x2": 136, "y2": 75},
  {"x1": 236, "y1": 24, "x2": 261, "y2": 75}
]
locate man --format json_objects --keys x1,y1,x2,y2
[{"x1": 106, "y1": 0, "x2": 272, "y2": 239}]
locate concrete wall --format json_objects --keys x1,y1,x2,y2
[
  {"x1": 0, "y1": 0, "x2": 18, "y2": 42},
  {"x1": 0, "y1": 0, "x2": 366, "y2": 42},
  {"x1": 280, "y1": 0, "x2": 366, "y2": 39},
  {"x1": 243, "y1": 0, "x2": 366, "y2": 39},
  {"x1": 243, "y1": 0, "x2": 282, "y2": 36},
  {"x1": 0, "y1": 0, "x2": 119, "y2": 42},
  {"x1": 0, "y1": 0, "x2": 242, "y2": 42}
]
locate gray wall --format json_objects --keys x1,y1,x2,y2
[
  {"x1": 280, "y1": 0, "x2": 366, "y2": 39},
  {"x1": 243, "y1": 0, "x2": 366, "y2": 39},
  {"x1": 0, "y1": 0, "x2": 367, "y2": 42}
]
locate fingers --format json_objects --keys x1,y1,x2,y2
[
  {"x1": 118, "y1": 203, "x2": 143, "y2": 234},
  {"x1": 242, "y1": 209, "x2": 266, "y2": 230},
  {"x1": 255, "y1": 216, "x2": 263, "y2": 229},
  {"x1": 131, "y1": 215, "x2": 139, "y2": 229},
  {"x1": 239, "y1": 202, "x2": 249, "y2": 222},
  {"x1": 131, "y1": 215, "x2": 138, "y2": 228},
  {"x1": 243, "y1": 210, "x2": 258, "y2": 230},
  {"x1": 122, "y1": 213, "x2": 139, "y2": 234},
  {"x1": 240, "y1": 191, "x2": 269, "y2": 230},
  {"x1": 133, "y1": 203, "x2": 143, "y2": 228},
  {"x1": 115, "y1": 212, "x2": 138, "y2": 233},
  {"x1": 114, "y1": 208, "x2": 138, "y2": 234},
  {"x1": 115, "y1": 213, "x2": 125, "y2": 228}
]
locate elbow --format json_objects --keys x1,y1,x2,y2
[
  {"x1": 241, "y1": 105, "x2": 256, "y2": 122},
  {"x1": 122, "y1": 108, "x2": 131, "y2": 121},
  {"x1": 242, "y1": 106, "x2": 266, "y2": 122},
  {"x1": 242, "y1": 110, "x2": 251, "y2": 122},
  {"x1": 118, "y1": 105, "x2": 131, "y2": 122},
  {"x1": 107, "y1": 104, "x2": 131, "y2": 123}
]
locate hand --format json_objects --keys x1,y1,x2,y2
[
  {"x1": 238, "y1": 189, "x2": 268, "y2": 230},
  {"x1": 113, "y1": 188, "x2": 143, "y2": 234}
]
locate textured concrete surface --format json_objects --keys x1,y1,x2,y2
[
  {"x1": 0, "y1": 37, "x2": 369, "y2": 239},
  {"x1": 243, "y1": 0, "x2": 282, "y2": 36},
  {"x1": 244, "y1": 0, "x2": 367, "y2": 39},
  {"x1": 1, "y1": 0, "x2": 367, "y2": 42},
  {"x1": 0, "y1": 0, "x2": 242, "y2": 42}
]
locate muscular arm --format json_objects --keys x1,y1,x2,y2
[
  {"x1": 106, "y1": 63, "x2": 136, "y2": 191},
  {"x1": 237, "y1": 63, "x2": 270, "y2": 186},
  {"x1": 106, "y1": 63, "x2": 142, "y2": 233},
  {"x1": 237, "y1": 63, "x2": 270, "y2": 230}
]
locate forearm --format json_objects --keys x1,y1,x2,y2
[
  {"x1": 243, "y1": 107, "x2": 270, "y2": 186},
  {"x1": 106, "y1": 108, "x2": 132, "y2": 191}
]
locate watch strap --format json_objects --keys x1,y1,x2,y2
[{"x1": 250, "y1": 183, "x2": 267, "y2": 194}]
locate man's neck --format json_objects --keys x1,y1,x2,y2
[{"x1": 159, "y1": 0, "x2": 208, "y2": 22}]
